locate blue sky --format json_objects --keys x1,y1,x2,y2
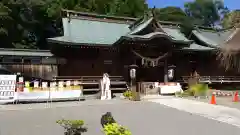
[{"x1": 147, "y1": 0, "x2": 239, "y2": 10}]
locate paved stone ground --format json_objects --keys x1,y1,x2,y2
[
  {"x1": 185, "y1": 96, "x2": 240, "y2": 109},
  {"x1": 0, "y1": 99, "x2": 240, "y2": 135}
]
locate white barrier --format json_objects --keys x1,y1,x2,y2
[
  {"x1": 0, "y1": 77, "x2": 85, "y2": 104},
  {"x1": 34, "y1": 81, "x2": 39, "y2": 88},
  {"x1": 16, "y1": 90, "x2": 83, "y2": 102},
  {"x1": 58, "y1": 81, "x2": 64, "y2": 91},
  {"x1": 157, "y1": 82, "x2": 183, "y2": 94},
  {"x1": 0, "y1": 75, "x2": 16, "y2": 103}
]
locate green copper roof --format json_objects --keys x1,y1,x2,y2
[
  {"x1": 122, "y1": 31, "x2": 190, "y2": 44},
  {"x1": 48, "y1": 18, "x2": 130, "y2": 45},
  {"x1": 162, "y1": 26, "x2": 191, "y2": 42},
  {"x1": 118, "y1": 17, "x2": 192, "y2": 44},
  {"x1": 192, "y1": 28, "x2": 235, "y2": 48},
  {"x1": 127, "y1": 17, "x2": 153, "y2": 35},
  {"x1": 48, "y1": 10, "x2": 192, "y2": 46}
]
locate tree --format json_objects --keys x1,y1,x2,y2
[
  {"x1": 101, "y1": 0, "x2": 148, "y2": 18},
  {"x1": 0, "y1": 0, "x2": 48, "y2": 49},
  {"x1": 184, "y1": 0, "x2": 229, "y2": 27},
  {"x1": 155, "y1": 6, "x2": 188, "y2": 23},
  {"x1": 153, "y1": 6, "x2": 194, "y2": 37},
  {"x1": 0, "y1": 0, "x2": 149, "y2": 49},
  {"x1": 218, "y1": 10, "x2": 240, "y2": 71},
  {"x1": 0, "y1": 2, "x2": 14, "y2": 48},
  {"x1": 222, "y1": 10, "x2": 240, "y2": 28}
]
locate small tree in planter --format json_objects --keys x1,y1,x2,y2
[
  {"x1": 101, "y1": 112, "x2": 132, "y2": 135},
  {"x1": 100, "y1": 112, "x2": 116, "y2": 127},
  {"x1": 103, "y1": 123, "x2": 132, "y2": 135},
  {"x1": 56, "y1": 119, "x2": 87, "y2": 135},
  {"x1": 123, "y1": 90, "x2": 133, "y2": 100}
]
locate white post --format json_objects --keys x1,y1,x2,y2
[
  {"x1": 106, "y1": 76, "x2": 111, "y2": 100},
  {"x1": 100, "y1": 79, "x2": 106, "y2": 100}
]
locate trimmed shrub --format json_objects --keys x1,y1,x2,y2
[
  {"x1": 188, "y1": 83, "x2": 209, "y2": 97},
  {"x1": 123, "y1": 90, "x2": 132, "y2": 100},
  {"x1": 56, "y1": 119, "x2": 87, "y2": 135},
  {"x1": 103, "y1": 123, "x2": 132, "y2": 135}
]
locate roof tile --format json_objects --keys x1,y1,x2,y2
[
  {"x1": 192, "y1": 28, "x2": 235, "y2": 48},
  {"x1": 61, "y1": 17, "x2": 130, "y2": 45}
]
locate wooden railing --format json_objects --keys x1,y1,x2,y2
[
  {"x1": 182, "y1": 76, "x2": 240, "y2": 83},
  {"x1": 53, "y1": 76, "x2": 124, "y2": 82}
]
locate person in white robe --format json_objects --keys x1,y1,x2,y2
[{"x1": 101, "y1": 73, "x2": 111, "y2": 100}]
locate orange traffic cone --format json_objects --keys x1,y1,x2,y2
[
  {"x1": 233, "y1": 91, "x2": 239, "y2": 102},
  {"x1": 210, "y1": 92, "x2": 216, "y2": 105}
]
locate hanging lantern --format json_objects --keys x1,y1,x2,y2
[
  {"x1": 130, "y1": 68, "x2": 136, "y2": 79},
  {"x1": 168, "y1": 65, "x2": 176, "y2": 80},
  {"x1": 168, "y1": 68, "x2": 174, "y2": 80}
]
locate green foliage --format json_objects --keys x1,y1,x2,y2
[
  {"x1": 155, "y1": 6, "x2": 188, "y2": 23},
  {"x1": 103, "y1": 123, "x2": 132, "y2": 135},
  {"x1": 176, "y1": 83, "x2": 209, "y2": 98},
  {"x1": 222, "y1": 10, "x2": 240, "y2": 28},
  {"x1": 123, "y1": 90, "x2": 132, "y2": 100},
  {"x1": 188, "y1": 83, "x2": 209, "y2": 97},
  {"x1": 175, "y1": 89, "x2": 196, "y2": 97},
  {"x1": 56, "y1": 119, "x2": 87, "y2": 135},
  {"x1": 0, "y1": 0, "x2": 148, "y2": 49},
  {"x1": 184, "y1": 0, "x2": 229, "y2": 27}
]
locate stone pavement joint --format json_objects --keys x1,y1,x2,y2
[{"x1": 147, "y1": 97, "x2": 240, "y2": 128}]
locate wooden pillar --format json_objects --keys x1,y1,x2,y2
[{"x1": 164, "y1": 59, "x2": 168, "y2": 83}]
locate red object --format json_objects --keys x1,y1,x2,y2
[
  {"x1": 233, "y1": 91, "x2": 239, "y2": 102},
  {"x1": 210, "y1": 93, "x2": 216, "y2": 105}
]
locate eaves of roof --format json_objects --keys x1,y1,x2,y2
[
  {"x1": 181, "y1": 43, "x2": 216, "y2": 51},
  {"x1": 0, "y1": 48, "x2": 53, "y2": 57},
  {"x1": 121, "y1": 32, "x2": 193, "y2": 44},
  {"x1": 47, "y1": 37, "x2": 112, "y2": 47}
]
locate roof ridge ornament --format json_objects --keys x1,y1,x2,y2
[
  {"x1": 149, "y1": 7, "x2": 168, "y2": 34},
  {"x1": 151, "y1": 6, "x2": 156, "y2": 19}
]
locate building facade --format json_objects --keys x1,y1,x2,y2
[
  {"x1": 0, "y1": 48, "x2": 61, "y2": 80},
  {"x1": 2, "y1": 9, "x2": 234, "y2": 83}
]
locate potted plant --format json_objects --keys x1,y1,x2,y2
[
  {"x1": 56, "y1": 119, "x2": 87, "y2": 135},
  {"x1": 103, "y1": 123, "x2": 132, "y2": 135}
]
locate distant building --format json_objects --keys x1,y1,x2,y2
[{"x1": 0, "y1": 48, "x2": 62, "y2": 80}]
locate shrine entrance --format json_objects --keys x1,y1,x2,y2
[
  {"x1": 114, "y1": 13, "x2": 191, "y2": 83},
  {"x1": 132, "y1": 48, "x2": 169, "y2": 82},
  {"x1": 138, "y1": 66, "x2": 164, "y2": 82},
  {"x1": 116, "y1": 37, "x2": 173, "y2": 83}
]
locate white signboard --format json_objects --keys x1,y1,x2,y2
[
  {"x1": 34, "y1": 81, "x2": 39, "y2": 88},
  {"x1": 0, "y1": 75, "x2": 16, "y2": 100}
]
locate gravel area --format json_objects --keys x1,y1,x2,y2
[{"x1": 0, "y1": 99, "x2": 240, "y2": 135}]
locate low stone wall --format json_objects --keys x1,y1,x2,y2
[
  {"x1": 139, "y1": 82, "x2": 160, "y2": 95},
  {"x1": 211, "y1": 89, "x2": 235, "y2": 97}
]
